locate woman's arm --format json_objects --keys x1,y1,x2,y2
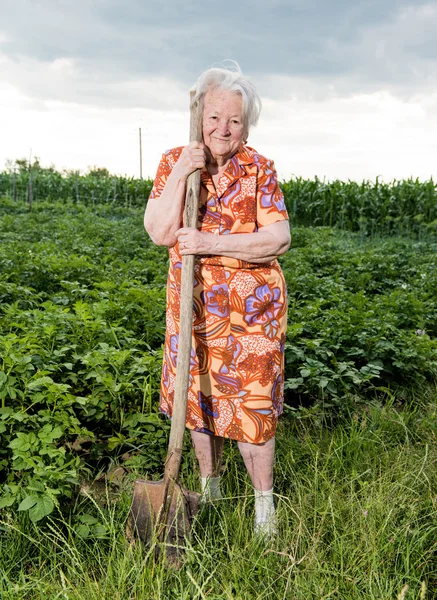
[
  {"x1": 144, "y1": 143, "x2": 206, "y2": 246},
  {"x1": 143, "y1": 168, "x2": 186, "y2": 247},
  {"x1": 175, "y1": 220, "x2": 291, "y2": 263}
]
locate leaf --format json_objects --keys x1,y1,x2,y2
[
  {"x1": 11, "y1": 412, "x2": 26, "y2": 422},
  {"x1": 18, "y1": 495, "x2": 39, "y2": 511},
  {"x1": 8, "y1": 436, "x2": 30, "y2": 452},
  {"x1": 7, "y1": 387, "x2": 16, "y2": 399},
  {"x1": 93, "y1": 524, "x2": 107, "y2": 538},
  {"x1": 50, "y1": 426, "x2": 64, "y2": 440},
  {"x1": 284, "y1": 378, "x2": 303, "y2": 390},
  {"x1": 78, "y1": 514, "x2": 99, "y2": 525},
  {"x1": 326, "y1": 382, "x2": 338, "y2": 394},
  {"x1": 75, "y1": 524, "x2": 90, "y2": 539},
  {"x1": 108, "y1": 436, "x2": 124, "y2": 450},
  {"x1": 27, "y1": 481, "x2": 45, "y2": 493},
  {"x1": 28, "y1": 376, "x2": 55, "y2": 389},
  {"x1": 300, "y1": 369, "x2": 311, "y2": 378},
  {"x1": 0, "y1": 494, "x2": 17, "y2": 508},
  {"x1": 28, "y1": 495, "x2": 55, "y2": 522},
  {"x1": 74, "y1": 396, "x2": 88, "y2": 405}
]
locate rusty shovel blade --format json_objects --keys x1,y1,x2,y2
[{"x1": 127, "y1": 477, "x2": 200, "y2": 564}]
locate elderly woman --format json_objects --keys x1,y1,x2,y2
[{"x1": 144, "y1": 64, "x2": 290, "y2": 536}]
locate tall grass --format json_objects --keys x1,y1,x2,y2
[{"x1": 1, "y1": 398, "x2": 435, "y2": 599}]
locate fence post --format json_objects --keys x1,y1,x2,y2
[
  {"x1": 28, "y1": 166, "x2": 33, "y2": 211},
  {"x1": 75, "y1": 172, "x2": 79, "y2": 203},
  {"x1": 13, "y1": 170, "x2": 17, "y2": 201}
]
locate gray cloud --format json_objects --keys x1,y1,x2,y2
[{"x1": 1, "y1": 0, "x2": 436, "y2": 108}]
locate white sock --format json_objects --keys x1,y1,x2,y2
[
  {"x1": 254, "y1": 488, "x2": 275, "y2": 524},
  {"x1": 201, "y1": 476, "x2": 222, "y2": 500},
  {"x1": 254, "y1": 488, "x2": 277, "y2": 536}
]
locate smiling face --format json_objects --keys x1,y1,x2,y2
[{"x1": 202, "y1": 88, "x2": 246, "y2": 166}]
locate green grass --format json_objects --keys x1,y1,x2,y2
[{"x1": 1, "y1": 398, "x2": 436, "y2": 599}]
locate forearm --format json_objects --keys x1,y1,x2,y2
[
  {"x1": 209, "y1": 227, "x2": 290, "y2": 263},
  {"x1": 143, "y1": 169, "x2": 186, "y2": 246}
]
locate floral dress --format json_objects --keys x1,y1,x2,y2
[{"x1": 149, "y1": 144, "x2": 289, "y2": 444}]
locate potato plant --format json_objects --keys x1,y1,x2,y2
[{"x1": 1, "y1": 199, "x2": 437, "y2": 522}]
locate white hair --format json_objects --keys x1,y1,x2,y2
[{"x1": 191, "y1": 61, "x2": 262, "y2": 136}]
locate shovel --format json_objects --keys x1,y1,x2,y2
[{"x1": 127, "y1": 92, "x2": 203, "y2": 563}]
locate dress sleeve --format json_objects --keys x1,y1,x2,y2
[
  {"x1": 256, "y1": 159, "x2": 289, "y2": 228},
  {"x1": 148, "y1": 152, "x2": 173, "y2": 201}
]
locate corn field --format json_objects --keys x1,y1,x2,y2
[
  {"x1": 0, "y1": 163, "x2": 153, "y2": 208},
  {"x1": 282, "y1": 176, "x2": 437, "y2": 236},
  {"x1": 1, "y1": 162, "x2": 436, "y2": 235}
]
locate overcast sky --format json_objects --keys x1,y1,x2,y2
[{"x1": 1, "y1": 0, "x2": 436, "y2": 181}]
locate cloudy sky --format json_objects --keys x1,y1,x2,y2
[{"x1": 1, "y1": 0, "x2": 436, "y2": 181}]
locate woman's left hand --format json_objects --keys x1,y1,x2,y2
[{"x1": 175, "y1": 227, "x2": 217, "y2": 255}]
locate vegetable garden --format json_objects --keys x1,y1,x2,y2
[{"x1": 0, "y1": 167, "x2": 436, "y2": 598}]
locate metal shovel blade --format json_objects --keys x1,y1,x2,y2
[{"x1": 127, "y1": 477, "x2": 200, "y2": 563}]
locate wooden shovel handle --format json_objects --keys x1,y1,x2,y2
[{"x1": 164, "y1": 91, "x2": 203, "y2": 483}]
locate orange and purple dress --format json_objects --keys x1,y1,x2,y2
[{"x1": 149, "y1": 144, "x2": 289, "y2": 444}]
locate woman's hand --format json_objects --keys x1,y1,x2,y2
[
  {"x1": 172, "y1": 142, "x2": 207, "y2": 180},
  {"x1": 144, "y1": 143, "x2": 207, "y2": 247},
  {"x1": 175, "y1": 227, "x2": 217, "y2": 255}
]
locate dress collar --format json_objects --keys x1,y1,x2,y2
[{"x1": 200, "y1": 144, "x2": 255, "y2": 198}]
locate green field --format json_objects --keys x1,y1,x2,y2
[{"x1": 0, "y1": 199, "x2": 436, "y2": 598}]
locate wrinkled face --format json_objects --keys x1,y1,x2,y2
[{"x1": 202, "y1": 88, "x2": 245, "y2": 163}]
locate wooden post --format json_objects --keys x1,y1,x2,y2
[
  {"x1": 75, "y1": 172, "x2": 79, "y2": 203},
  {"x1": 139, "y1": 127, "x2": 143, "y2": 180},
  {"x1": 27, "y1": 150, "x2": 33, "y2": 211},
  {"x1": 28, "y1": 164, "x2": 33, "y2": 211}
]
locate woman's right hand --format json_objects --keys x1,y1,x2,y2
[{"x1": 172, "y1": 141, "x2": 206, "y2": 180}]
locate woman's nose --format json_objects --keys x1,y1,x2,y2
[{"x1": 217, "y1": 121, "x2": 230, "y2": 136}]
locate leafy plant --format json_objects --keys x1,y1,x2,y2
[{"x1": 1, "y1": 200, "x2": 437, "y2": 521}]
